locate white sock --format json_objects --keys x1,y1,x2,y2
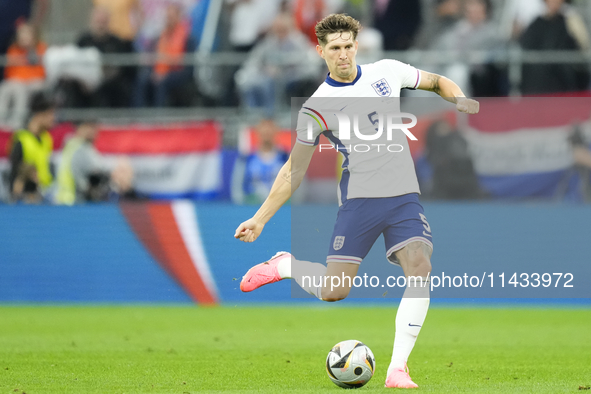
[
  {"x1": 291, "y1": 257, "x2": 327, "y2": 300},
  {"x1": 388, "y1": 276, "x2": 430, "y2": 376},
  {"x1": 277, "y1": 255, "x2": 292, "y2": 279}
]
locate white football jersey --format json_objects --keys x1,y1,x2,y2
[{"x1": 295, "y1": 59, "x2": 422, "y2": 203}]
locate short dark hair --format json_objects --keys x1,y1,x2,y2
[
  {"x1": 315, "y1": 14, "x2": 361, "y2": 47},
  {"x1": 29, "y1": 92, "x2": 55, "y2": 115}
]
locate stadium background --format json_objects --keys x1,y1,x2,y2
[{"x1": 1, "y1": 0, "x2": 590, "y2": 393}]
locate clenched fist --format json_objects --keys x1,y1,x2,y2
[
  {"x1": 456, "y1": 98, "x2": 480, "y2": 114},
  {"x1": 234, "y1": 218, "x2": 265, "y2": 243}
]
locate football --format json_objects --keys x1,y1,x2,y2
[{"x1": 326, "y1": 340, "x2": 375, "y2": 389}]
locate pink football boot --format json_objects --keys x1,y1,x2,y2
[
  {"x1": 240, "y1": 252, "x2": 291, "y2": 292},
  {"x1": 385, "y1": 363, "x2": 419, "y2": 389}
]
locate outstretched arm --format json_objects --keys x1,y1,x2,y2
[
  {"x1": 417, "y1": 70, "x2": 480, "y2": 114},
  {"x1": 234, "y1": 142, "x2": 316, "y2": 243}
]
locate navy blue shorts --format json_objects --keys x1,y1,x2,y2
[{"x1": 327, "y1": 193, "x2": 433, "y2": 266}]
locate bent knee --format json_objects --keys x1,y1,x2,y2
[
  {"x1": 416, "y1": 258, "x2": 432, "y2": 272},
  {"x1": 396, "y1": 241, "x2": 432, "y2": 276},
  {"x1": 408, "y1": 258, "x2": 431, "y2": 277},
  {"x1": 401, "y1": 254, "x2": 432, "y2": 277},
  {"x1": 322, "y1": 295, "x2": 347, "y2": 302},
  {"x1": 321, "y1": 289, "x2": 349, "y2": 302}
]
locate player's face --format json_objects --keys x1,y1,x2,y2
[
  {"x1": 39, "y1": 109, "x2": 56, "y2": 131},
  {"x1": 317, "y1": 32, "x2": 358, "y2": 83}
]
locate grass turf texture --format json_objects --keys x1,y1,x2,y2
[{"x1": 0, "y1": 306, "x2": 589, "y2": 393}]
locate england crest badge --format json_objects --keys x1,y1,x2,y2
[
  {"x1": 372, "y1": 78, "x2": 391, "y2": 97},
  {"x1": 333, "y1": 236, "x2": 345, "y2": 251}
]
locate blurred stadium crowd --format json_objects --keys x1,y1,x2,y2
[{"x1": 1, "y1": 0, "x2": 591, "y2": 205}]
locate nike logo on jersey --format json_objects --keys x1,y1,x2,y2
[{"x1": 408, "y1": 323, "x2": 422, "y2": 327}]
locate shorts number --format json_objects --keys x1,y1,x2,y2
[{"x1": 419, "y1": 213, "x2": 431, "y2": 233}]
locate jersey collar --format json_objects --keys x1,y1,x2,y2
[{"x1": 325, "y1": 65, "x2": 362, "y2": 87}]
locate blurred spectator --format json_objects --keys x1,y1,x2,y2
[
  {"x1": 44, "y1": 45, "x2": 102, "y2": 108},
  {"x1": 414, "y1": 0, "x2": 462, "y2": 49},
  {"x1": 135, "y1": 0, "x2": 171, "y2": 52},
  {"x1": 500, "y1": 0, "x2": 545, "y2": 40},
  {"x1": 226, "y1": 0, "x2": 281, "y2": 52},
  {"x1": 56, "y1": 121, "x2": 104, "y2": 205},
  {"x1": 8, "y1": 92, "x2": 55, "y2": 203},
  {"x1": 109, "y1": 158, "x2": 139, "y2": 202},
  {"x1": 339, "y1": 0, "x2": 371, "y2": 24},
  {"x1": 212, "y1": 0, "x2": 280, "y2": 107},
  {"x1": 77, "y1": 7, "x2": 135, "y2": 108},
  {"x1": 0, "y1": 0, "x2": 49, "y2": 61},
  {"x1": 520, "y1": 0, "x2": 590, "y2": 95},
  {"x1": 430, "y1": 0, "x2": 506, "y2": 96},
  {"x1": 93, "y1": 0, "x2": 141, "y2": 42},
  {"x1": 135, "y1": 0, "x2": 196, "y2": 52},
  {"x1": 56, "y1": 121, "x2": 139, "y2": 204},
  {"x1": 292, "y1": 0, "x2": 327, "y2": 44},
  {"x1": 232, "y1": 119, "x2": 289, "y2": 204},
  {"x1": 0, "y1": 23, "x2": 47, "y2": 130},
  {"x1": 355, "y1": 27, "x2": 384, "y2": 64},
  {"x1": 235, "y1": 13, "x2": 319, "y2": 115},
  {"x1": 134, "y1": 4, "x2": 197, "y2": 107},
  {"x1": 424, "y1": 119, "x2": 483, "y2": 200},
  {"x1": 373, "y1": 0, "x2": 422, "y2": 50}
]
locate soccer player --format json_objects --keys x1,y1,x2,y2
[{"x1": 234, "y1": 14, "x2": 479, "y2": 388}]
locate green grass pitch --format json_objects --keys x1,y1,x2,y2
[{"x1": 0, "y1": 305, "x2": 590, "y2": 393}]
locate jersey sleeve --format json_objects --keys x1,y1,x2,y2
[{"x1": 384, "y1": 59, "x2": 421, "y2": 90}]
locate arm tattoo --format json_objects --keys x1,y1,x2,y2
[
  {"x1": 281, "y1": 171, "x2": 292, "y2": 184},
  {"x1": 427, "y1": 73, "x2": 442, "y2": 96}
]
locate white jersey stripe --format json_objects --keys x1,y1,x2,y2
[{"x1": 413, "y1": 68, "x2": 422, "y2": 89}]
